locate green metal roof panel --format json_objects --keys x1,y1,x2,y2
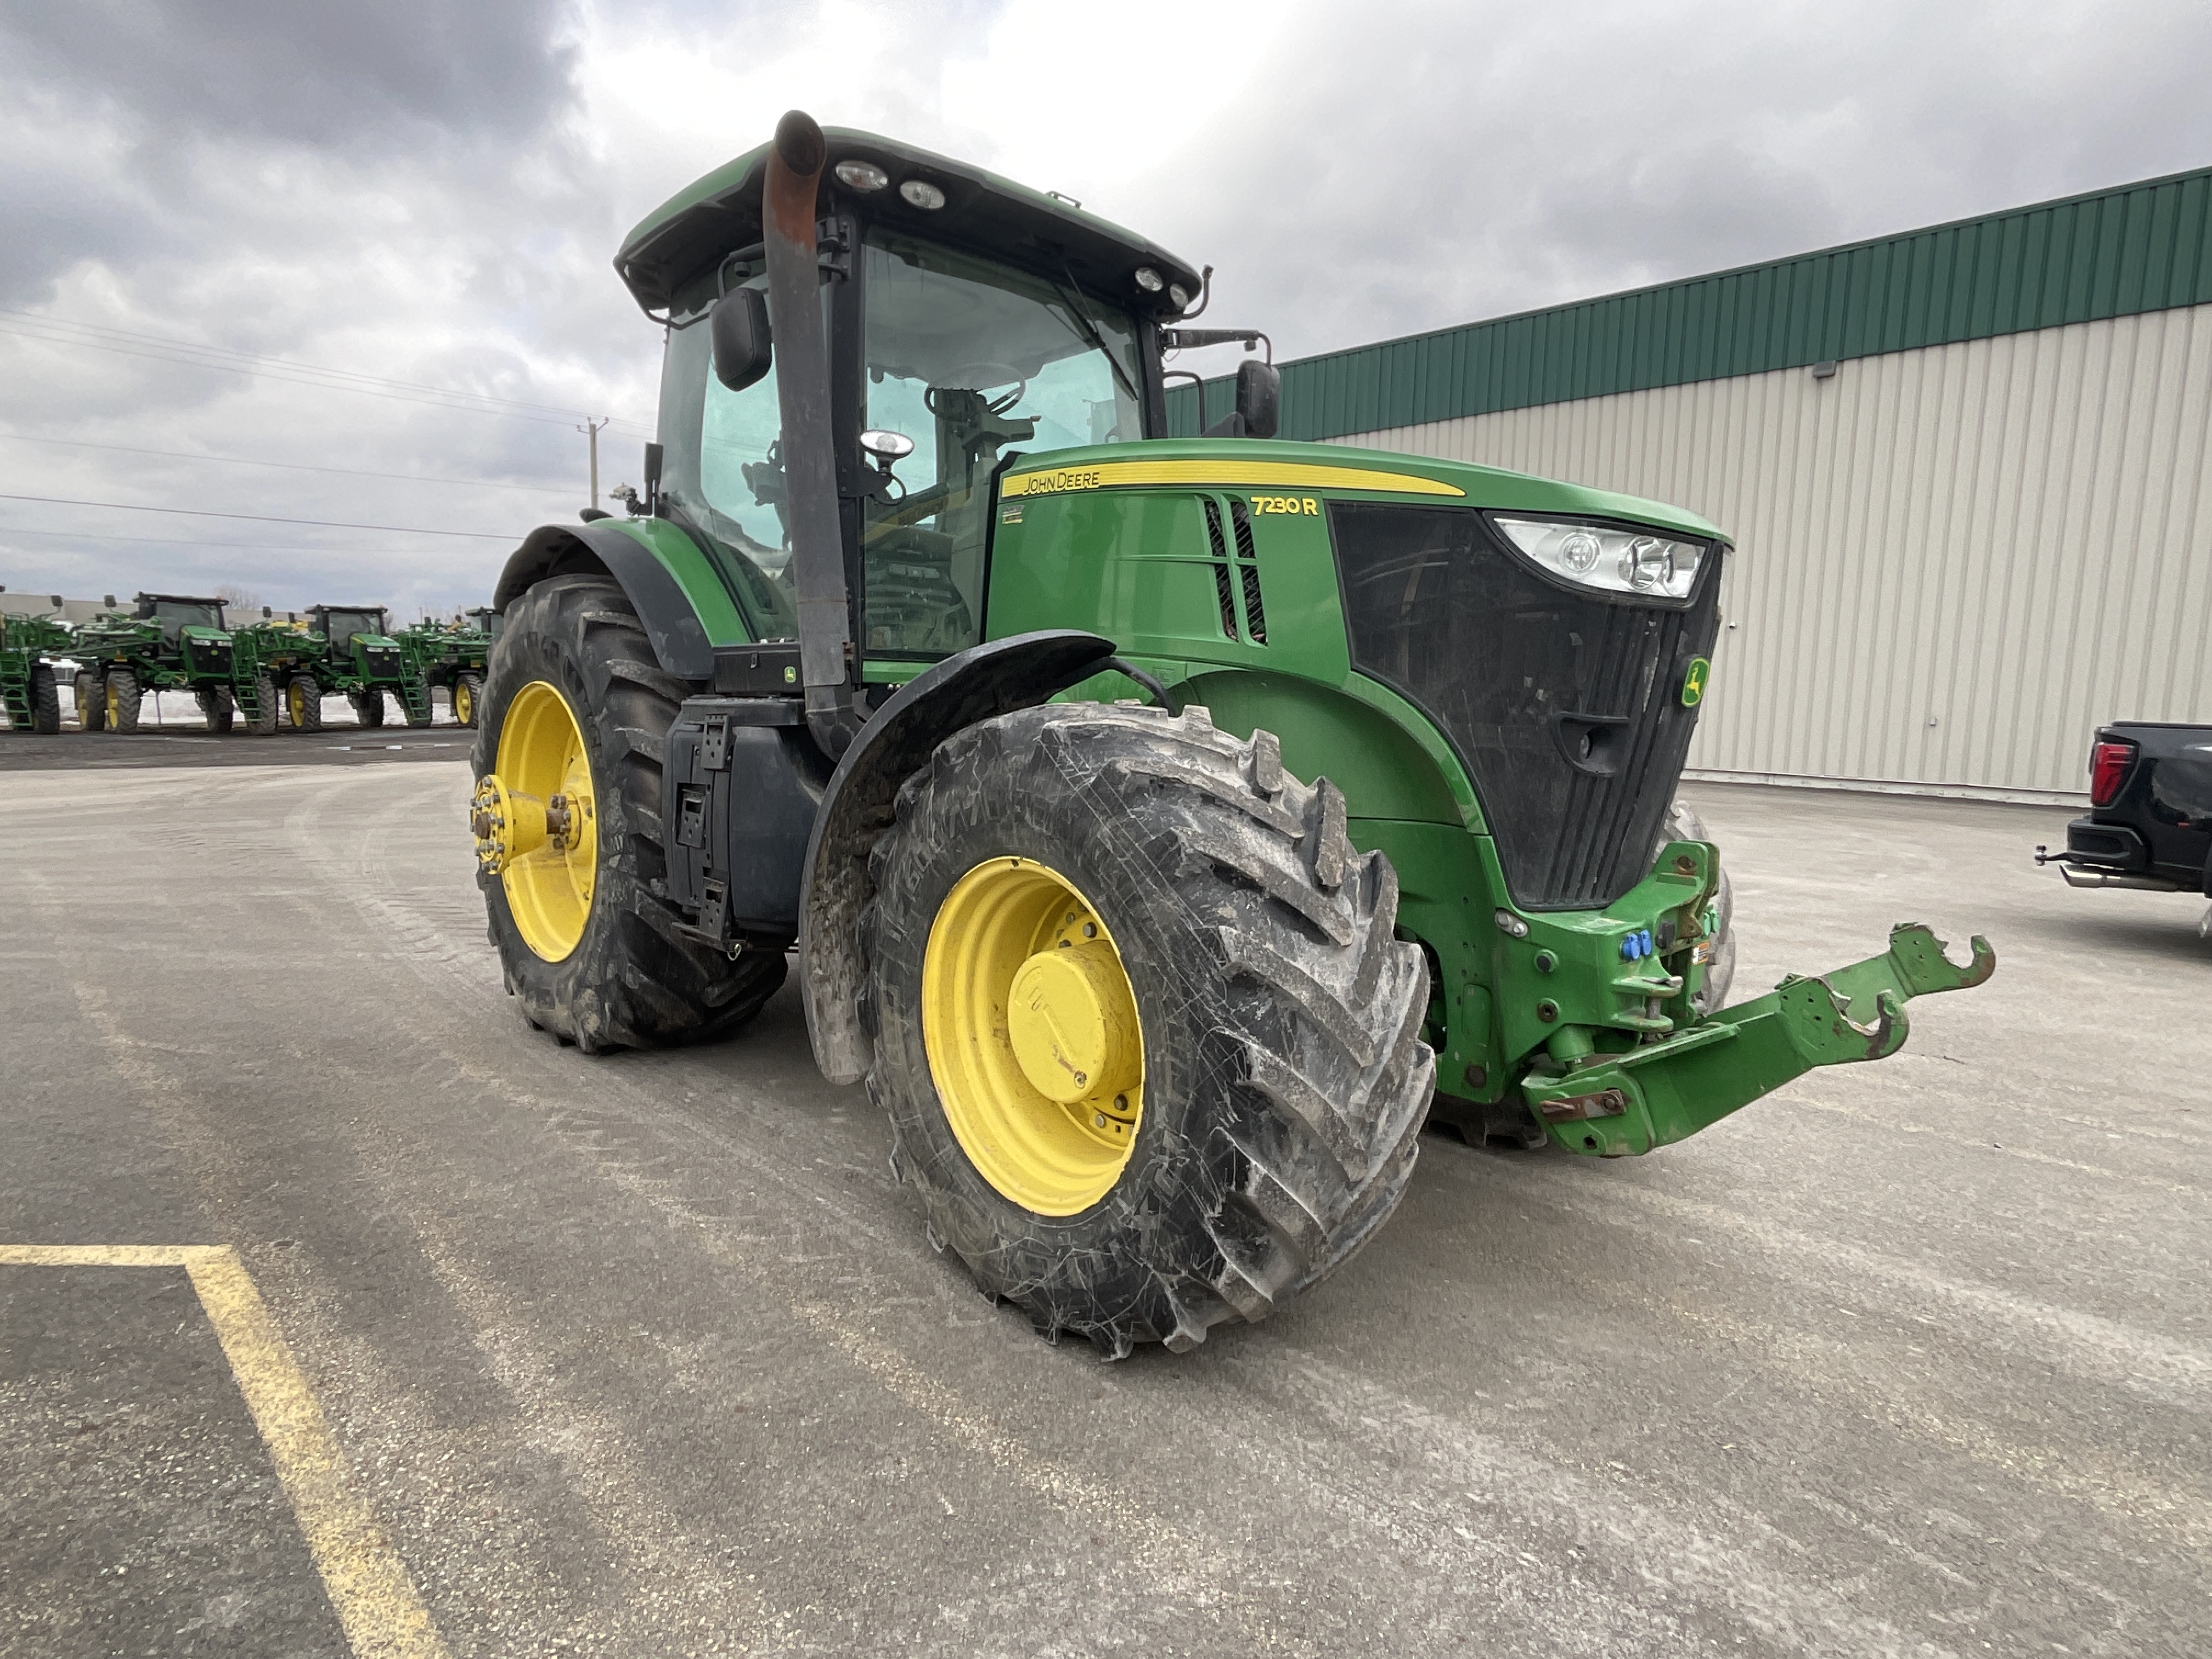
[{"x1": 1170, "y1": 166, "x2": 2212, "y2": 439}]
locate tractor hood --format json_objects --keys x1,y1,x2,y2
[
  {"x1": 615, "y1": 126, "x2": 1204, "y2": 322},
  {"x1": 999, "y1": 439, "x2": 1730, "y2": 545}
]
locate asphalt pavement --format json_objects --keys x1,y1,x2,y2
[{"x1": 3, "y1": 760, "x2": 2206, "y2": 1657}]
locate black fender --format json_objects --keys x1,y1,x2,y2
[
  {"x1": 799, "y1": 629, "x2": 1119, "y2": 1084},
  {"x1": 490, "y1": 521, "x2": 715, "y2": 681}
]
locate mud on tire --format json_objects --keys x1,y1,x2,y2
[
  {"x1": 473, "y1": 573, "x2": 785, "y2": 1052},
  {"x1": 862, "y1": 702, "x2": 1434, "y2": 1357}
]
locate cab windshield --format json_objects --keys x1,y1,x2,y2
[
  {"x1": 142, "y1": 600, "x2": 223, "y2": 638},
  {"x1": 670, "y1": 229, "x2": 1143, "y2": 658},
  {"x1": 323, "y1": 611, "x2": 384, "y2": 649},
  {"x1": 855, "y1": 229, "x2": 1142, "y2": 656}
]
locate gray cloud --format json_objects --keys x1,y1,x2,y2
[
  {"x1": 1137, "y1": 0, "x2": 2212, "y2": 364},
  {"x1": 1, "y1": 0, "x2": 579, "y2": 146},
  {"x1": 1, "y1": 0, "x2": 2205, "y2": 617}
]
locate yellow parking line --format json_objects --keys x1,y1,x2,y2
[{"x1": 0, "y1": 1244, "x2": 451, "y2": 1659}]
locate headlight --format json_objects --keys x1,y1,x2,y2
[{"x1": 1492, "y1": 516, "x2": 1706, "y2": 601}]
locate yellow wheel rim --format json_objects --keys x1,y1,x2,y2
[
  {"x1": 287, "y1": 681, "x2": 307, "y2": 726},
  {"x1": 922, "y1": 858, "x2": 1145, "y2": 1216},
  {"x1": 454, "y1": 681, "x2": 473, "y2": 724},
  {"x1": 484, "y1": 679, "x2": 597, "y2": 962},
  {"x1": 106, "y1": 681, "x2": 121, "y2": 723}
]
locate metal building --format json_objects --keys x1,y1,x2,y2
[{"x1": 1171, "y1": 167, "x2": 2212, "y2": 802}]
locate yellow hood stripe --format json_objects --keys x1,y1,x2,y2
[{"x1": 1001, "y1": 459, "x2": 1465, "y2": 499}]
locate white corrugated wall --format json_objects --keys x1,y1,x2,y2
[{"x1": 1331, "y1": 301, "x2": 2212, "y2": 802}]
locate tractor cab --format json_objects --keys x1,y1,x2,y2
[
  {"x1": 310, "y1": 606, "x2": 406, "y2": 684},
  {"x1": 624, "y1": 128, "x2": 1203, "y2": 668},
  {"x1": 133, "y1": 593, "x2": 228, "y2": 641},
  {"x1": 466, "y1": 606, "x2": 504, "y2": 642},
  {"x1": 132, "y1": 592, "x2": 233, "y2": 678}
]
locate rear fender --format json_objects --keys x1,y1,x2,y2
[
  {"x1": 799, "y1": 629, "x2": 1119, "y2": 1084},
  {"x1": 492, "y1": 521, "x2": 718, "y2": 681}
]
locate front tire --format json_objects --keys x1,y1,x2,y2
[
  {"x1": 196, "y1": 684, "x2": 235, "y2": 733},
  {"x1": 77, "y1": 673, "x2": 106, "y2": 732},
  {"x1": 453, "y1": 672, "x2": 482, "y2": 729},
  {"x1": 473, "y1": 574, "x2": 785, "y2": 1052},
  {"x1": 864, "y1": 702, "x2": 1432, "y2": 1356},
  {"x1": 287, "y1": 674, "x2": 323, "y2": 732},
  {"x1": 107, "y1": 670, "x2": 142, "y2": 733},
  {"x1": 30, "y1": 665, "x2": 60, "y2": 733},
  {"x1": 353, "y1": 689, "x2": 386, "y2": 727},
  {"x1": 245, "y1": 674, "x2": 280, "y2": 735}
]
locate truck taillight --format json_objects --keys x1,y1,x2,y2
[{"x1": 2089, "y1": 740, "x2": 2136, "y2": 806}]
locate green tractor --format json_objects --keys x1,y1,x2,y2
[
  {"x1": 308, "y1": 605, "x2": 430, "y2": 730},
  {"x1": 1, "y1": 605, "x2": 72, "y2": 733},
  {"x1": 467, "y1": 114, "x2": 1994, "y2": 1356},
  {"x1": 234, "y1": 605, "x2": 429, "y2": 733},
  {"x1": 228, "y1": 612, "x2": 324, "y2": 735},
  {"x1": 397, "y1": 608, "x2": 497, "y2": 727},
  {"x1": 71, "y1": 594, "x2": 242, "y2": 733}
]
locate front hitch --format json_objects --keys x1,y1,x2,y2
[{"x1": 1523, "y1": 923, "x2": 1995, "y2": 1156}]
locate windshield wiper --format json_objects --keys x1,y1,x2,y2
[{"x1": 1052, "y1": 268, "x2": 1142, "y2": 408}]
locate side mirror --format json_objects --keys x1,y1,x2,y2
[
  {"x1": 710, "y1": 287, "x2": 772, "y2": 393},
  {"x1": 1234, "y1": 358, "x2": 1280, "y2": 439}
]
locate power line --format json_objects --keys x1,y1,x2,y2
[
  {"x1": 0, "y1": 431, "x2": 582, "y2": 494},
  {"x1": 0, "y1": 493, "x2": 518, "y2": 539},
  {"x1": 0, "y1": 314, "x2": 654, "y2": 435}
]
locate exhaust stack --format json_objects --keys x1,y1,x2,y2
[{"x1": 764, "y1": 108, "x2": 860, "y2": 758}]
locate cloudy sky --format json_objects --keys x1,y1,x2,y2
[{"x1": 2, "y1": 0, "x2": 2207, "y2": 617}]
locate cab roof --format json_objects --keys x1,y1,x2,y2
[{"x1": 614, "y1": 126, "x2": 1203, "y2": 321}]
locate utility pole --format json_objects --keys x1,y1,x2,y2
[{"x1": 578, "y1": 416, "x2": 610, "y2": 510}]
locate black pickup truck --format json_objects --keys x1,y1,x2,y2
[{"x1": 2036, "y1": 722, "x2": 2212, "y2": 899}]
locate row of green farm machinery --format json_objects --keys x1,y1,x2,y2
[{"x1": 1, "y1": 594, "x2": 500, "y2": 735}]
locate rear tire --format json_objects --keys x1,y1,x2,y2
[
  {"x1": 245, "y1": 674, "x2": 280, "y2": 735},
  {"x1": 453, "y1": 672, "x2": 482, "y2": 729},
  {"x1": 287, "y1": 673, "x2": 324, "y2": 732},
  {"x1": 475, "y1": 574, "x2": 785, "y2": 1052},
  {"x1": 196, "y1": 684, "x2": 235, "y2": 733},
  {"x1": 108, "y1": 670, "x2": 142, "y2": 733},
  {"x1": 30, "y1": 665, "x2": 60, "y2": 733},
  {"x1": 77, "y1": 673, "x2": 106, "y2": 732},
  {"x1": 1661, "y1": 797, "x2": 1736, "y2": 1013},
  {"x1": 863, "y1": 702, "x2": 1433, "y2": 1356}
]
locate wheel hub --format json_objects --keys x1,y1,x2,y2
[
  {"x1": 484, "y1": 680, "x2": 597, "y2": 962},
  {"x1": 1006, "y1": 943, "x2": 1140, "y2": 1105},
  {"x1": 921, "y1": 858, "x2": 1145, "y2": 1216}
]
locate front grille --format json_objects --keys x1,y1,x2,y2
[{"x1": 1329, "y1": 503, "x2": 1722, "y2": 911}]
